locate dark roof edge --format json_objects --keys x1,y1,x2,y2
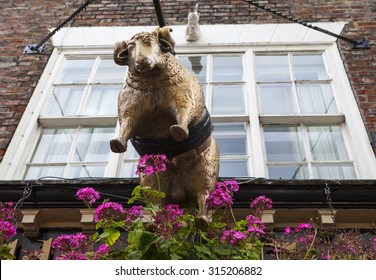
[{"x1": 1, "y1": 178, "x2": 376, "y2": 209}]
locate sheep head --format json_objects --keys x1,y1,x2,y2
[{"x1": 113, "y1": 26, "x2": 175, "y2": 74}]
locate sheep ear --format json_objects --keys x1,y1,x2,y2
[
  {"x1": 113, "y1": 41, "x2": 129, "y2": 66},
  {"x1": 155, "y1": 26, "x2": 175, "y2": 53}
]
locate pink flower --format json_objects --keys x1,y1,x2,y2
[
  {"x1": 221, "y1": 230, "x2": 247, "y2": 246},
  {"x1": 94, "y1": 202, "x2": 125, "y2": 222},
  {"x1": 52, "y1": 233, "x2": 92, "y2": 253},
  {"x1": 206, "y1": 180, "x2": 239, "y2": 209},
  {"x1": 323, "y1": 254, "x2": 330, "y2": 260},
  {"x1": 75, "y1": 187, "x2": 100, "y2": 206},
  {"x1": 136, "y1": 154, "x2": 167, "y2": 175},
  {"x1": 57, "y1": 251, "x2": 89, "y2": 260},
  {"x1": 154, "y1": 204, "x2": 184, "y2": 238},
  {"x1": 125, "y1": 206, "x2": 144, "y2": 226},
  {"x1": 1, "y1": 201, "x2": 15, "y2": 221},
  {"x1": 94, "y1": 244, "x2": 111, "y2": 259},
  {"x1": 284, "y1": 226, "x2": 291, "y2": 235},
  {"x1": 0, "y1": 220, "x2": 16, "y2": 242},
  {"x1": 246, "y1": 215, "x2": 266, "y2": 237},
  {"x1": 250, "y1": 195, "x2": 272, "y2": 215}
]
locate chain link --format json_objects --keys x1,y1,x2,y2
[
  {"x1": 324, "y1": 183, "x2": 337, "y2": 229},
  {"x1": 14, "y1": 183, "x2": 33, "y2": 222}
]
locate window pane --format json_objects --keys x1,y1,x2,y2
[
  {"x1": 43, "y1": 87, "x2": 84, "y2": 116},
  {"x1": 264, "y1": 126, "x2": 305, "y2": 162},
  {"x1": 74, "y1": 127, "x2": 115, "y2": 162},
  {"x1": 298, "y1": 84, "x2": 337, "y2": 114},
  {"x1": 293, "y1": 55, "x2": 328, "y2": 80},
  {"x1": 178, "y1": 55, "x2": 207, "y2": 84},
  {"x1": 31, "y1": 128, "x2": 76, "y2": 163},
  {"x1": 56, "y1": 59, "x2": 95, "y2": 84},
  {"x1": 81, "y1": 86, "x2": 119, "y2": 115},
  {"x1": 93, "y1": 59, "x2": 126, "y2": 83},
  {"x1": 307, "y1": 126, "x2": 349, "y2": 161},
  {"x1": 212, "y1": 85, "x2": 245, "y2": 115},
  {"x1": 212, "y1": 56, "x2": 243, "y2": 82},
  {"x1": 68, "y1": 165, "x2": 106, "y2": 178},
  {"x1": 121, "y1": 162, "x2": 138, "y2": 178},
  {"x1": 312, "y1": 164, "x2": 356, "y2": 179},
  {"x1": 213, "y1": 123, "x2": 247, "y2": 156},
  {"x1": 258, "y1": 84, "x2": 296, "y2": 114},
  {"x1": 255, "y1": 55, "x2": 290, "y2": 82},
  {"x1": 268, "y1": 165, "x2": 309, "y2": 179},
  {"x1": 24, "y1": 166, "x2": 65, "y2": 180},
  {"x1": 219, "y1": 160, "x2": 248, "y2": 177}
]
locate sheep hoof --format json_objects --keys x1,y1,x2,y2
[
  {"x1": 170, "y1": 125, "x2": 189, "y2": 142},
  {"x1": 195, "y1": 215, "x2": 209, "y2": 231},
  {"x1": 110, "y1": 138, "x2": 127, "y2": 153}
]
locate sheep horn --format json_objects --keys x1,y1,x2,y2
[{"x1": 113, "y1": 41, "x2": 128, "y2": 66}]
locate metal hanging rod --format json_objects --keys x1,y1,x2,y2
[
  {"x1": 243, "y1": 0, "x2": 370, "y2": 49},
  {"x1": 153, "y1": 0, "x2": 166, "y2": 27},
  {"x1": 24, "y1": 0, "x2": 97, "y2": 54}
]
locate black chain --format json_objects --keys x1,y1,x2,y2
[
  {"x1": 14, "y1": 183, "x2": 33, "y2": 221},
  {"x1": 24, "y1": 0, "x2": 97, "y2": 54},
  {"x1": 324, "y1": 183, "x2": 337, "y2": 229},
  {"x1": 242, "y1": 0, "x2": 370, "y2": 49}
]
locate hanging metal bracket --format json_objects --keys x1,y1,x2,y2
[
  {"x1": 23, "y1": 0, "x2": 96, "y2": 55},
  {"x1": 243, "y1": 0, "x2": 370, "y2": 49}
]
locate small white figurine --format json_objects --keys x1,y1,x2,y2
[{"x1": 186, "y1": 4, "x2": 201, "y2": 42}]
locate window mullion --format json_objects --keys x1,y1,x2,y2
[
  {"x1": 64, "y1": 126, "x2": 81, "y2": 177},
  {"x1": 247, "y1": 50, "x2": 266, "y2": 177},
  {"x1": 301, "y1": 124, "x2": 314, "y2": 178}
]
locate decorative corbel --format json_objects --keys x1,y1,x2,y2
[
  {"x1": 80, "y1": 209, "x2": 95, "y2": 234},
  {"x1": 21, "y1": 209, "x2": 41, "y2": 237}
]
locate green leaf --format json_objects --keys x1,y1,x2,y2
[{"x1": 106, "y1": 228, "x2": 121, "y2": 246}]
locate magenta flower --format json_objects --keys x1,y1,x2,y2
[
  {"x1": 246, "y1": 215, "x2": 266, "y2": 237},
  {"x1": 0, "y1": 220, "x2": 16, "y2": 242},
  {"x1": 154, "y1": 204, "x2": 184, "y2": 238},
  {"x1": 136, "y1": 154, "x2": 167, "y2": 175},
  {"x1": 52, "y1": 233, "x2": 92, "y2": 253},
  {"x1": 94, "y1": 202, "x2": 125, "y2": 222},
  {"x1": 323, "y1": 254, "x2": 330, "y2": 260},
  {"x1": 1, "y1": 201, "x2": 15, "y2": 221},
  {"x1": 284, "y1": 226, "x2": 291, "y2": 235},
  {"x1": 221, "y1": 230, "x2": 247, "y2": 246},
  {"x1": 293, "y1": 223, "x2": 312, "y2": 233},
  {"x1": 206, "y1": 180, "x2": 239, "y2": 209},
  {"x1": 125, "y1": 206, "x2": 144, "y2": 226},
  {"x1": 94, "y1": 244, "x2": 111, "y2": 259},
  {"x1": 128, "y1": 205, "x2": 144, "y2": 219},
  {"x1": 57, "y1": 251, "x2": 89, "y2": 260},
  {"x1": 250, "y1": 195, "x2": 272, "y2": 215},
  {"x1": 75, "y1": 187, "x2": 100, "y2": 206}
]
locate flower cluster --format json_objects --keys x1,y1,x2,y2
[
  {"x1": 52, "y1": 232, "x2": 93, "y2": 260},
  {"x1": 220, "y1": 230, "x2": 247, "y2": 246},
  {"x1": 125, "y1": 205, "x2": 144, "y2": 226},
  {"x1": 94, "y1": 202, "x2": 125, "y2": 223},
  {"x1": 206, "y1": 180, "x2": 239, "y2": 209},
  {"x1": 75, "y1": 187, "x2": 100, "y2": 207},
  {"x1": 246, "y1": 215, "x2": 266, "y2": 238},
  {"x1": 136, "y1": 154, "x2": 167, "y2": 175},
  {"x1": 0, "y1": 202, "x2": 16, "y2": 247},
  {"x1": 154, "y1": 204, "x2": 184, "y2": 238},
  {"x1": 0, "y1": 221, "x2": 16, "y2": 243},
  {"x1": 0, "y1": 202, "x2": 15, "y2": 221},
  {"x1": 250, "y1": 195, "x2": 272, "y2": 215}
]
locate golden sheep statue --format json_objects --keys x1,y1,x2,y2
[{"x1": 110, "y1": 26, "x2": 219, "y2": 227}]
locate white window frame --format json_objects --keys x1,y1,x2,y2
[{"x1": 1, "y1": 23, "x2": 375, "y2": 179}]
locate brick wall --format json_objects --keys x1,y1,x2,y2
[{"x1": 1, "y1": 0, "x2": 375, "y2": 161}]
